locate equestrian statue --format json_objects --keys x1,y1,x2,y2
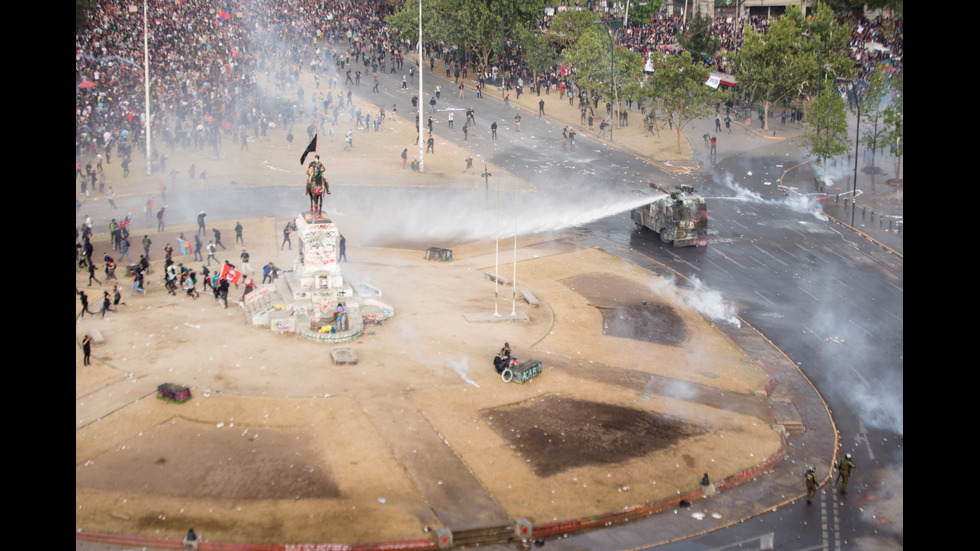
[{"x1": 305, "y1": 154, "x2": 330, "y2": 215}]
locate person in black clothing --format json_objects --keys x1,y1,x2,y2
[
  {"x1": 87, "y1": 262, "x2": 101, "y2": 286},
  {"x1": 201, "y1": 266, "x2": 213, "y2": 292},
  {"x1": 82, "y1": 333, "x2": 93, "y2": 365},
  {"x1": 217, "y1": 278, "x2": 230, "y2": 307},
  {"x1": 77, "y1": 290, "x2": 96, "y2": 319},
  {"x1": 194, "y1": 235, "x2": 203, "y2": 261},
  {"x1": 213, "y1": 228, "x2": 226, "y2": 250},
  {"x1": 281, "y1": 222, "x2": 293, "y2": 250},
  {"x1": 101, "y1": 291, "x2": 115, "y2": 318}
]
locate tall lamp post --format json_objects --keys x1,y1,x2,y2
[
  {"x1": 836, "y1": 77, "x2": 863, "y2": 227},
  {"x1": 594, "y1": 18, "x2": 622, "y2": 142},
  {"x1": 418, "y1": 0, "x2": 424, "y2": 172},
  {"x1": 143, "y1": 0, "x2": 152, "y2": 175}
]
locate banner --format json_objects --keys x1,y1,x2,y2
[
  {"x1": 300, "y1": 134, "x2": 318, "y2": 165},
  {"x1": 219, "y1": 263, "x2": 241, "y2": 284}
]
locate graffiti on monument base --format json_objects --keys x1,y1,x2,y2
[{"x1": 305, "y1": 249, "x2": 337, "y2": 269}]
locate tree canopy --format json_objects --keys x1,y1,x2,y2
[
  {"x1": 643, "y1": 51, "x2": 725, "y2": 153},
  {"x1": 387, "y1": 0, "x2": 547, "y2": 71},
  {"x1": 677, "y1": 9, "x2": 720, "y2": 63}
]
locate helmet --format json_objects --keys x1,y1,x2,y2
[
  {"x1": 806, "y1": 465, "x2": 814, "y2": 473},
  {"x1": 845, "y1": 453, "x2": 851, "y2": 460}
]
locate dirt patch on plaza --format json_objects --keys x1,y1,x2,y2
[
  {"x1": 485, "y1": 395, "x2": 706, "y2": 477},
  {"x1": 76, "y1": 417, "x2": 341, "y2": 500},
  {"x1": 563, "y1": 272, "x2": 689, "y2": 346}
]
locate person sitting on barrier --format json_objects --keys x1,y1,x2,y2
[
  {"x1": 494, "y1": 352, "x2": 506, "y2": 374},
  {"x1": 333, "y1": 302, "x2": 347, "y2": 331},
  {"x1": 494, "y1": 342, "x2": 512, "y2": 374}
]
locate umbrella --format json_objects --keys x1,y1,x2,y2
[{"x1": 78, "y1": 81, "x2": 97, "y2": 89}]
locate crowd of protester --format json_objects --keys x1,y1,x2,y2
[
  {"x1": 76, "y1": 1, "x2": 902, "y2": 170},
  {"x1": 75, "y1": 0, "x2": 410, "y2": 175}
]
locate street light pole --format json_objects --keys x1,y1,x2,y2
[
  {"x1": 836, "y1": 77, "x2": 862, "y2": 227},
  {"x1": 482, "y1": 163, "x2": 491, "y2": 205},
  {"x1": 851, "y1": 92, "x2": 860, "y2": 227},
  {"x1": 143, "y1": 0, "x2": 152, "y2": 175},
  {"x1": 418, "y1": 0, "x2": 424, "y2": 173},
  {"x1": 594, "y1": 19, "x2": 620, "y2": 142}
]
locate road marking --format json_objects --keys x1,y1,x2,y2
[{"x1": 855, "y1": 419, "x2": 876, "y2": 461}]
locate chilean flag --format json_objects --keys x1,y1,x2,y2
[{"x1": 220, "y1": 263, "x2": 241, "y2": 284}]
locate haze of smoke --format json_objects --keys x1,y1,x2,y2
[
  {"x1": 653, "y1": 377, "x2": 698, "y2": 401},
  {"x1": 812, "y1": 157, "x2": 857, "y2": 192},
  {"x1": 806, "y1": 288, "x2": 903, "y2": 436},
  {"x1": 447, "y1": 357, "x2": 480, "y2": 388},
  {"x1": 860, "y1": 449, "x2": 903, "y2": 538},
  {"x1": 647, "y1": 275, "x2": 741, "y2": 328},
  {"x1": 715, "y1": 171, "x2": 829, "y2": 222}
]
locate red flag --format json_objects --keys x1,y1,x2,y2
[{"x1": 219, "y1": 263, "x2": 241, "y2": 284}]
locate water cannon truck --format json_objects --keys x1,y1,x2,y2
[{"x1": 631, "y1": 184, "x2": 708, "y2": 247}]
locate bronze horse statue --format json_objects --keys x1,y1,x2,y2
[{"x1": 305, "y1": 156, "x2": 329, "y2": 215}]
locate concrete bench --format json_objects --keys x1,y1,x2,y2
[
  {"x1": 484, "y1": 272, "x2": 511, "y2": 286},
  {"x1": 88, "y1": 328, "x2": 105, "y2": 344},
  {"x1": 519, "y1": 288, "x2": 540, "y2": 307}
]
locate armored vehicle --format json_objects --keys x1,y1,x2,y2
[{"x1": 631, "y1": 184, "x2": 708, "y2": 247}]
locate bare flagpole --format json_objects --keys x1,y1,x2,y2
[
  {"x1": 144, "y1": 0, "x2": 152, "y2": 175},
  {"x1": 511, "y1": 174, "x2": 517, "y2": 315},
  {"x1": 494, "y1": 173, "x2": 500, "y2": 316},
  {"x1": 418, "y1": 0, "x2": 424, "y2": 172}
]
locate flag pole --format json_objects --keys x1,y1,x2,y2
[
  {"x1": 511, "y1": 174, "x2": 518, "y2": 315},
  {"x1": 494, "y1": 172, "x2": 500, "y2": 317},
  {"x1": 143, "y1": 0, "x2": 152, "y2": 176},
  {"x1": 418, "y1": 0, "x2": 424, "y2": 173}
]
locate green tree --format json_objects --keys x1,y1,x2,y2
[
  {"x1": 824, "y1": 0, "x2": 904, "y2": 17},
  {"x1": 732, "y1": 6, "x2": 810, "y2": 130},
  {"x1": 855, "y1": 66, "x2": 892, "y2": 174},
  {"x1": 388, "y1": 0, "x2": 546, "y2": 73},
  {"x1": 798, "y1": 4, "x2": 855, "y2": 101},
  {"x1": 76, "y1": 0, "x2": 96, "y2": 31},
  {"x1": 800, "y1": 80, "x2": 850, "y2": 168},
  {"x1": 882, "y1": 72, "x2": 903, "y2": 179},
  {"x1": 677, "y1": 9, "x2": 720, "y2": 63},
  {"x1": 643, "y1": 51, "x2": 725, "y2": 154},
  {"x1": 626, "y1": 1, "x2": 664, "y2": 27},
  {"x1": 556, "y1": 11, "x2": 643, "y2": 126}
]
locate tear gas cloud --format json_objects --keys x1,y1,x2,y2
[
  {"x1": 712, "y1": 171, "x2": 828, "y2": 222},
  {"x1": 646, "y1": 275, "x2": 741, "y2": 329},
  {"x1": 805, "y1": 287, "x2": 903, "y2": 436},
  {"x1": 447, "y1": 357, "x2": 480, "y2": 388},
  {"x1": 812, "y1": 158, "x2": 859, "y2": 195}
]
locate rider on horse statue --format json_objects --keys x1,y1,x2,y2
[
  {"x1": 306, "y1": 155, "x2": 329, "y2": 195},
  {"x1": 305, "y1": 155, "x2": 330, "y2": 214}
]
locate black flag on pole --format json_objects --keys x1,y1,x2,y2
[{"x1": 300, "y1": 134, "x2": 317, "y2": 165}]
